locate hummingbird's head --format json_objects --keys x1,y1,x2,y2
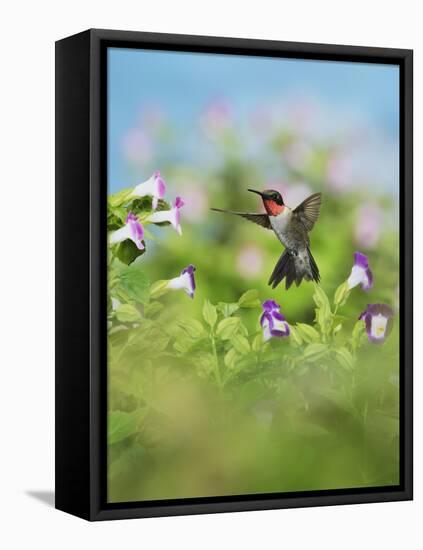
[{"x1": 248, "y1": 189, "x2": 285, "y2": 216}]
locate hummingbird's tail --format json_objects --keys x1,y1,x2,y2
[{"x1": 268, "y1": 247, "x2": 320, "y2": 290}]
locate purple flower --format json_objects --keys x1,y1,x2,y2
[
  {"x1": 131, "y1": 170, "x2": 167, "y2": 209},
  {"x1": 109, "y1": 212, "x2": 144, "y2": 250},
  {"x1": 260, "y1": 300, "x2": 290, "y2": 341},
  {"x1": 167, "y1": 264, "x2": 196, "y2": 298},
  {"x1": 347, "y1": 252, "x2": 373, "y2": 291},
  {"x1": 148, "y1": 196, "x2": 185, "y2": 235},
  {"x1": 359, "y1": 304, "x2": 394, "y2": 344}
]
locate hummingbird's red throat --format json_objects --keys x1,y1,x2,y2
[{"x1": 264, "y1": 199, "x2": 285, "y2": 216}]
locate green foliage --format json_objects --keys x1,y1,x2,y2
[
  {"x1": 108, "y1": 409, "x2": 145, "y2": 445},
  {"x1": 106, "y1": 151, "x2": 399, "y2": 502},
  {"x1": 202, "y1": 299, "x2": 217, "y2": 328}
]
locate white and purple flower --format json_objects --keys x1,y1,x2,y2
[
  {"x1": 167, "y1": 264, "x2": 196, "y2": 298},
  {"x1": 359, "y1": 303, "x2": 394, "y2": 344},
  {"x1": 347, "y1": 252, "x2": 373, "y2": 291},
  {"x1": 260, "y1": 300, "x2": 290, "y2": 341},
  {"x1": 109, "y1": 212, "x2": 145, "y2": 250},
  {"x1": 130, "y1": 170, "x2": 167, "y2": 209},
  {"x1": 148, "y1": 196, "x2": 185, "y2": 235}
]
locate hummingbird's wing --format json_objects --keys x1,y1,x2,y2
[
  {"x1": 211, "y1": 208, "x2": 271, "y2": 229},
  {"x1": 293, "y1": 192, "x2": 322, "y2": 232}
]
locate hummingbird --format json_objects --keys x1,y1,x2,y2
[{"x1": 211, "y1": 189, "x2": 322, "y2": 289}]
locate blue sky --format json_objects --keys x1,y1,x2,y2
[{"x1": 108, "y1": 47, "x2": 399, "y2": 194}]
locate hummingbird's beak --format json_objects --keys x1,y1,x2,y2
[{"x1": 248, "y1": 189, "x2": 264, "y2": 197}]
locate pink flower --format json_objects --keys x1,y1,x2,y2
[
  {"x1": 354, "y1": 204, "x2": 383, "y2": 249},
  {"x1": 236, "y1": 243, "x2": 264, "y2": 279},
  {"x1": 121, "y1": 128, "x2": 152, "y2": 164},
  {"x1": 326, "y1": 153, "x2": 353, "y2": 193},
  {"x1": 109, "y1": 212, "x2": 144, "y2": 250},
  {"x1": 148, "y1": 196, "x2": 185, "y2": 235},
  {"x1": 177, "y1": 183, "x2": 208, "y2": 223},
  {"x1": 131, "y1": 171, "x2": 167, "y2": 210},
  {"x1": 201, "y1": 98, "x2": 232, "y2": 136},
  {"x1": 264, "y1": 181, "x2": 312, "y2": 208},
  {"x1": 283, "y1": 139, "x2": 312, "y2": 171}
]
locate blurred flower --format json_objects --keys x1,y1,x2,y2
[
  {"x1": 359, "y1": 303, "x2": 394, "y2": 344},
  {"x1": 201, "y1": 97, "x2": 232, "y2": 136},
  {"x1": 121, "y1": 128, "x2": 152, "y2": 165},
  {"x1": 283, "y1": 139, "x2": 313, "y2": 171},
  {"x1": 260, "y1": 300, "x2": 290, "y2": 341},
  {"x1": 142, "y1": 105, "x2": 166, "y2": 133},
  {"x1": 354, "y1": 204, "x2": 383, "y2": 249},
  {"x1": 347, "y1": 252, "x2": 373, "y2": 291},
  {"x1": 177, "y1": 183, "x2": 209, "y2": 223},
  {"x1": 287, "y1": 98, "x2": 318, "y2": 134},
  {"x1": 236, "y1": 243, "x2": 264, "y2": 279},
  {"x1": 250, "y1": 105, "x2": 273, "y2": 134},
  {"x1": 148, "y1": 196, "x2": 185, "y2": 235},
  {"x1": 266, "y1": 180, "x2": 312, "y2": 208},
  {"x1": 109, "y1": 212, "x2": 145, "y2": 250},
  {"x1": 111, "y1": 297, "x2": 121, "y2": 311},
  {"x1": 326, "y1": 152, "x2": 353, "y2": 193},
  {"x1": 167, "y1": 264, "x2": 196, "y2": 298},
  {"x1": 131, "y1": 171, "x2": 167, "y2": 210}
]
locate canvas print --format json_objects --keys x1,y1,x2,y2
[{"x1": 107, "y1": 48, "x2": 400, "y2": 503}]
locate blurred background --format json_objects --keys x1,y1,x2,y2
[
  {"x1": 107, "y1": 48, "x2": 400, "y2": 502},
  {"x1": 108, "y1": 48, "x2": 399, "y2": 321}
]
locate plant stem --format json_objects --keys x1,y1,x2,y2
[{"x1": 210, "y1": 331, "x2": 223, "y2": 389}]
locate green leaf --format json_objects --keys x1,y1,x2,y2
[
  {"x1": 252, "y1": 333, "x2": 264, "y2": 352},
  {"x1": 115, "y1": 239, "x2": 145, "y2": 265},
  {"x1": 313, "y1": 284, "x2": 331, "y2": 312},
  {"x1": 115, "y1": 303, "x2": 141, "y2": 323},
  {"x1": 238, "y1": 289, "x2": 261, "y2": 308},
  {"x1": 352, "y1": 320, "x2": 366, "y2": 349},
  {"x1": 217, "y1": 302, "x2": 239, "y2": 318},
  {"x1": 303, "y1": 343, "x2": 328, "y2": 362},
  {"x1": 216, "y1": 317, "x2": 240, "y2": 340},
  {"x1": 119, "y1": 266, "x2": 150, "y2": 304},
  {"x1": 334, "y1": 281, "x2": 350, "y2": 307},
  {"x1": 230, "y1": 334, "x2": 250, "y2": 355},
  {"x1": 289, "y1": 325, "x2": 303, "y2": 347},
  {"x1": 335, "y1": 347, "x2": 355, "y2": 370},
  {"x1": 333, "y1": 323, "x2": 343, "y2": 335},
  {"x1": 313, "y1": 284, "x2": 333, "y2": 336},
  {"x1": 150, "y1": 280, "x2": 169, "y2": 299},
  {"x1": 108, "y1": 187, "x2": 133, "y2": 207},
  {"x1": 224, "y1": 348, "x2": 239, "y2": 369},
  {"x1": 108, "y1": 409, "x2": 144, "y2": 445},
  {"x1": 143, "y1": 301, "x2": 164, "y2": 318},
  {"x1": 178, "y1": 318, "x2": 205, "y2": 339},
  {"x1": 203, "y1": 299, "x2": 218, "y2": 328},
  {"x1": 296, "y1": 323, "x2": 320, "y2": 343}
]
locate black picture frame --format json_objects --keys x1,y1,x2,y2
[{"x1": 55, "y1": 28, "x2": 413, "y2": 521}]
